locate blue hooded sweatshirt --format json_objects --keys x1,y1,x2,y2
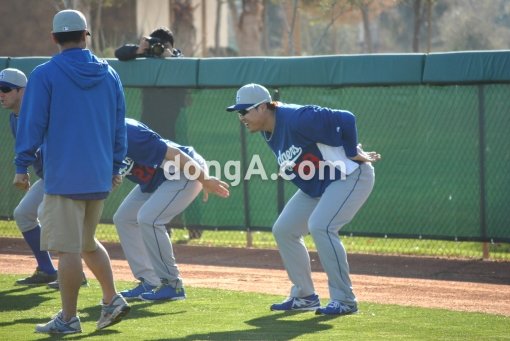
[
  {"x1": 15, "y1": 48, "x2": 127, "y2": 196},
  {"x1": 10, "y1": 113, "x2": 43, "y2": 179}
]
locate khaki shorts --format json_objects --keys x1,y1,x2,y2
[{"x1": 40, "y1": 195, "x2": 104, "y2": 253}]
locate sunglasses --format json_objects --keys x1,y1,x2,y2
[
  {"x1": 0, "y1": 87, "x2": 14, "y2": 93},
  {"x1": 238, "y1": 100, "x2": 268, "y2": 116}
]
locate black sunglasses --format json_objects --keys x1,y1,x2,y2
[
  {"x1": 238, "y1": 100, "x2": 267, "y2": 116},
  {"x1": 0, "y1": 87, "x2": 14, "y2": 93}
]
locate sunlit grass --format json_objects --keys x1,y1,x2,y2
[
  {"x1": 0, "y1": 274, "x2": 508, "y2": 340},
  {"x1": 1, "y1": 220, "x2": 508, "y2": 261}
]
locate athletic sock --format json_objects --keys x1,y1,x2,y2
[{"x1": 22, "y1": 226, "x2": 56, "y2": 274}]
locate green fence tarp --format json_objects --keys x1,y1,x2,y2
[
  {"x1": 1, "y1": 52, "x2": 509, "y2": 242},
  {"x1": 423, "y1": 51, "x2": 510, "y2": 84},
  {"x1": 197, "y1": 54, "x2": 425, "y2": 87}
]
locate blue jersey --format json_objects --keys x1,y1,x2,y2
[
  {"x1": 264, "y1": 103, "x2": 360, "y2": 198},
  {"x1": 10, "y1": 112, "x2": 43, "y2": 179},
  {"x1": 121, "y1": 118, "x2": 199, "y2": 193}
]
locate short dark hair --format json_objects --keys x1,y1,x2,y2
[
  {"x1": 150, "y1": 27, "x2": 174, "y2": 47},
  {"x1": 53, "y1": 30, "x2": 87, "y2": 44}
]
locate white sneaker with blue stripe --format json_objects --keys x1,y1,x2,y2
[
  {"x1": 35, "y1": 310, "x2": 81, "y2": 334},
  {"x1": 270, "y1": 294, "x2": 320, "y2": 311},
  {"x1": 315, "y1": 300, "x2": 358, "y2": 315},
  {"x1": 97, "y1": 294, "x2": 131, "y2": 329}
]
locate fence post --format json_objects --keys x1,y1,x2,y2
[
  {"x1": 477, "y1": 85, "x2": 489, "y2": 260},
  {"x1": 240, "y1": 121, "x2": 252, "y2": 247},
  {"x1": 273, "y1": 89, "x2": 286, "y2": 214}
]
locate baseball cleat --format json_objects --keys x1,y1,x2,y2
[
  {"x1": 47, "y1": 272, "x2": 89, "y2": 290},
  {"x1": 16, "y1": 267, "x2": 57, "y2": 286},
  {"x1": 315, "y1": 300, "x2": 358, "y2": 315},
  {"x1": 139, "y1": 283, "x2": 186, "y2": 302},
  {"x1": 120, "y1": 277, "x2": 156, "y2": 300},
  {"x1": 270, "y1": 294, "x2": 320, "y2": 311}
]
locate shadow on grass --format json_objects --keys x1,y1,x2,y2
[
  {"x1": 0, "y1": 285, "x2": 54, "y2": 313},
  {"x1": 156, "y1": 311, "x2": 340, "y2": 341},
  {"x1": 0, "y1": 292, "x2": 179, "y2": 338}
]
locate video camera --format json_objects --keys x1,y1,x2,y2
[{"x1": 144, "y1": 36, "x2": 166, "y2": 57}]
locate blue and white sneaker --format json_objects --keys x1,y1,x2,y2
[
  {"x1": 120, "y1": 278, "x2": 156, "y2": 300},
  {"x1": 270, "y1": 294, "x2": 320, "y2": 311},
  {"x1": 35, "y1": 310, "x2": 81, "y2": 334},
  {"x1": 315, "y1": 300, "x2": 358, "y2": 315},
  {"x1": 140, "y1": 282, "x2": 186, "y2": 302},
  {"x1": 97, "y1": 294, "x2": 131, "y2": 329}
]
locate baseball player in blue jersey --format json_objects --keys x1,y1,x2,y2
[
  {"x1": 115, "y1": 118, "x2": 229, "y2": 301},
  {"x1": 227, "y1": 84, "x2": 380, "y2": 316},
  {"x1": 0, "y1": 68, "x2": 58, "y2": 285}
]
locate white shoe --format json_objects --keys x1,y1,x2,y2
[
  {"x1": 96, "y1": 293, "x2": 131, "y2": 329},
  {"x1": 35, "y1": 310, "x2": 81, "y2": 334}
]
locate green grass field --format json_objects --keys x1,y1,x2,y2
[
  {"x1": 0, "y1": 220, "x2": 509, "y2": 261},
  {"x1": 0, "y1": 275, "x2": 508, "y2": 340}
]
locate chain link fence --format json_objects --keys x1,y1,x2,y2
[{"x1": 1, "y1": 83, "x2": 509, "y2": 260}]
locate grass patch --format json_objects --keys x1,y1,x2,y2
[
  {"x1": 0, "y1": 220, "x2": 509, "y2": 261},
  {"x1": 0, "y1": 274, "x2": 508, "y2": 340}
]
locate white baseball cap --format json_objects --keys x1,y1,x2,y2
[
  {"x1": 52, "y1": 9, "x2": 89, "y2": 34},
  {"x1": 226, "y1": 83, "x2": 272, "y2": 112},
  {"x1": 0, "y1": 68, "x2": 27, "y2": 88}
]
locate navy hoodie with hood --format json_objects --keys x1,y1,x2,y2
[{"x1": 15, "y1": 48, "x2": 127, "y2": 196}]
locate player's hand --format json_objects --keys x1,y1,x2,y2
[
  {"x1": 200, "y1": 177, "x2": 230, "y2": 202},
  {"x1": 13, "y1": 173, "x2": 30, "y2": 191},
  {"x1": 112, "y1": 175, "x2": 123, "y2": 190},
  {"x1": 350, "y1": 144, "x2": 381, "y2": 163}
]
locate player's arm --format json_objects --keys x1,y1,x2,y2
[
  {"x1": 350, "y1": 144, "x2": 381, "y2": 163},
  {"x1": 164, "y1": 146, "x2": 229, "y2": 202},
  {"x1": 295, "y1": 106, "x2": 358, "y2": 155},
  {"x1": 112, "y1": 74, "x2": 127, "y2": 190},
  {"x1": 114, "y1": 38, "x2": 150, "y2": 61},
  {"x1": 14, "y1": 68, "x2": 49, "y2": 190}
]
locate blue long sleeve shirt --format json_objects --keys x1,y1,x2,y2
[
  {"x1": 121, "y1": 118, "x2": 200, "y2": 193},
  {"x1": 15, "y1": 48, "x2": 127, "y2": 195},
  {"x1": 265, "y1": 103, "x2": 360, "y2": 197}
]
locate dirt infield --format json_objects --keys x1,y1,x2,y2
[{"x1": 1, "y1": 237, "x2": 509, "y2": 316}]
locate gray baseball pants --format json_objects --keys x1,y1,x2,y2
[
  {"x1": 14, "y1": 179, "x2": 44, "y2": 232},
  {"x1": 272, "y1": 162, "x2": 375, "y2": 305},
  {"x1": 113, "y1": 178, "x2": 202, "y2": 287}
]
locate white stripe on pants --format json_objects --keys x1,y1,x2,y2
[{"x1": 272, "y1": 163, "x2": 375, "y2": 304}]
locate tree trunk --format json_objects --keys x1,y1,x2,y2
[
  {"x1": 426, "y1": 0, "x2": 432, "y2": 53},
  {"x1": 360, "y1": 3, "x2": 372, "y2": 53},
  {"x1": 214, "y1": 0, "x2": 223, "y2": 55},
  {"x1": 228, "y1": 0, "x2": 264, "y2": 56},
  {"x1": 285, "y1": 0, "x2": 300, "y2": 56},
  {"x1": 412, "y1": 0, "x2": 422, "y2": 52},
  {"x1": 92, "y1": 0, "x2": 103, "y2": 54},
  {"x1": 171, "y1": 0, "x2": 197, "y2": 57}
]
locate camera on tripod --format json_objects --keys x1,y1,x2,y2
[{"x1": 144, "y1": 36, "x2": 166, "y2": 57}]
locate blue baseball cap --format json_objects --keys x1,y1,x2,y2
[{"x1": 226, "y1": 83, "x2": 272, "y2": 111}]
